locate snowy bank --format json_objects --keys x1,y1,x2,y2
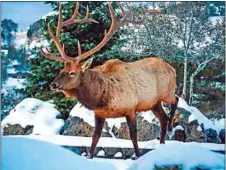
[
  {"x1": 2, "y1": 98, "x2": 64, "y2": 135},
  {"x1": 177, "y1": 97, "x2": 225, "y2": 134},
  {"x1": 2, "y1": 137, "x2": 115, "y2": 170},
  {"x1": 9, "y1": 135, "x2": 225, "y2": 152},
  {"x1": 129, "y1": 142, "x2": 225, "y2": 170}
]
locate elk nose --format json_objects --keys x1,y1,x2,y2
[{"x1": 50, "y1": 83, "x2": 61, "y2": 90}]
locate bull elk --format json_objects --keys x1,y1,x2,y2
[{"x1": 40, "y1": 2, "x2": 179, "y2": 159}]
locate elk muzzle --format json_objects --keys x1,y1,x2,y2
[{"x1": 50, "y1": 82, "x2": 63, "y2": 90}]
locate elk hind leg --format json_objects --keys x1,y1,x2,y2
[
  {"x1": 126, "y1": 115, "x2": 140, "y2": 159},
  {"x1": 152, "y1": 102, "x2": 169, "y2": 144},
  {"x1": 88, "y1": 115, "x2": 105, "y2": 159},
  {"x1": 168, "y1": 96, "x2": 179, "y2": 132}
]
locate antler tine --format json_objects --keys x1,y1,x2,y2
[
  {"x1": 39, "y1": 48, "x2": 65, "y2": 62},
  {"x1": 63, "y1": 2, "x2": 98, "y2": 26}
]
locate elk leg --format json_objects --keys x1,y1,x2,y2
[
  {"x1": 88, "y1": 115, "x2": 105, "y2": 159},
  {"x1": 168, "y1": 96, "x2": 179, "y2": 132},
  {"x1": 152, "y1": 102, "x2": 169, "y2": 144},
  {"x1": 126, "y1": 116, "x2": 140, "y2": 158}
]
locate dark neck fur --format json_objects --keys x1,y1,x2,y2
[{"x1": 75, "y1": 69, "x2": 109, "y2": 110}]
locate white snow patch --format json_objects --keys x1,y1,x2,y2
[
  {"x1": 114, "y1": 152, "x2": 123, "y2": 158},
  {"x1": 81, "y1": 152, "x2": 87, "y2": 156},
  {"x1": 2, "y1": 98, "x2": 64, "y2": 135},
  {"x1": 177, "y1": 97, "x2": 223, "y2": 132},
  {"x1": 4, "y1": 77, "x2": 26, "y2": 89},
  {"x1": 12, "y1": 135, "x2": 225, "y2": 152},
  {"x1": 174, "y1": 125, "x2": 184, "y2": 131},
  {"x1": 10, "y1": 60, "x2": 20, "y2": 66},
  {"x1": 15, "y1": 31, "x2": 27, "y2": 48},
  {"x1": 129, "y1": 143, "x2": 225, "y2": 170},
  {"x1": 42, "y1": 11, "x2": 58, "y2": 20},
  {"x1": 7, "y1": 68, "x2": 17, "y2": 74},
  {"x1": 70, "y1": 102, "x2": 126, "y2": 130},
  {"x1": 197, "y1": 125, "x2": 202, "y2": 132},
  {"x1": 2, "y1": 137, "x2": 115, "y2": 170},
  {"x1": 97, "y1": 150, "x2": 105, "y2": 157},
  {"x1": 29, "y1": 39, "x2": 49, "y2": 50},
  {"x1": 27, "y1": 54, "x2": 38, "y2": 60}
]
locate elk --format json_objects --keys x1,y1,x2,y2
[{"x1": 40, "y1": 2, "x2": 179, "y2": 159}]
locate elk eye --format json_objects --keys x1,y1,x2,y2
[{"x1": 68, "y1": 72, "x2": 76, "y2": 76}]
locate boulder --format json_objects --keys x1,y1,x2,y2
[
  {"x1": 203, "y1": 128, "x2": 221, "y2": 144},
  {"x1": 112, "y1": 116, "x2": 160, "y2": 141},
  {"x1": 219, "y1": 129, "x2": 225, "y2": 144},
  {"x1": 3, "y1": 124, "x2": 34, "y2": 135},
  {"x1": 62, "y1": 116, "x2": 111, "y2": 137}
]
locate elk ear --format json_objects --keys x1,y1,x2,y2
[{"x1": 81, "y1": 57, "x2": 93, "y2": 72}]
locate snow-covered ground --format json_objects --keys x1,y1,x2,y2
[
  {"x1": 2, "y1": 137, "x2": 115, "y2": 170},
  {"x1": 3, "y1": 136, "x2": 224, "y2": 170},
  {"x1": 128, "y1": 142, "x2": 225, "y2": 170},
  {"x1": 8, "y1": 135, "x2": 225, "y2": 151},
  {"x1": 2, "y1": 98, "x2": 64, "y2": 135}
]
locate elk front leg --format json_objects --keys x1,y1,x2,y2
[
  {"x1": 168, "y1": 96, "x2": 179, "y2": 132},
  {"x1": 126, "y1": 116, "x2": 140, "y2": 159},
  {"x1": 152, "y1": 102, "x2": 169, "y2": 144},
  {"x1": 88, "y1": 115, "x2": 105, "y2": 159}
]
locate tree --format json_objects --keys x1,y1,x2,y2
[
  {"x1": 25, "y1": 2, "x2": 125, "y2": 118},
  {"x1": 188, "y1": 18, "x2": 225, "y2": 105},
  {"x1": 1, "y1": 19, "x2": 18, "y2": 47}
]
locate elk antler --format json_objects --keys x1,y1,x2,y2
[{"x1": 40, "y1": 2, "x2": 163, "y2": 63}]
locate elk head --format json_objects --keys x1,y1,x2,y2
[{"x1": 40, "y1": 2, "x2": 160, "y2": 91}]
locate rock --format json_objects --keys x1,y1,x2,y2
[
  {"x1": 174, "y1": 129, "x2": 186, "y2": 142},
  {"x1": 112, "y1": 116, "x2": 160, "y2": 141},
  {"x1": 62, "y1": 116, "x2": 111, "y2": 137},
  {"x1": 203, "y1": 128, "x2": 221, "y2": 144},
  {"x1": 181, "y1": 120, "x2": 205, "y2": 143},
  {"x1": 219, "y1": 129, "x2": 225, "y2": 144},
  {"x1": 3, "y1": 124, "x2": 34, "y2": 135}
]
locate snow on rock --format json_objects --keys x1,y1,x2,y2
[
  {"x1": 2, "y1": 137, "x2": 115, "y2": 170},
  {"x1": 97, "y1": 150, "x2": 105, "y2": 157},
  {"x1": 2, "y1": 98, "x2": 64, "y2": 135},
  {"x1": 114, "y1": 152, "x2": 123, "y2": 158},
  {"x1": 15, "y1": 31, "x2": 27, "y2": 48},
  {"x1": 197, "y1": 125, "x2": 202, "y2": 132},
  {"x1": 177, "y1": 97, "x2": 223, "y2": 133},
  {"x1": 129, "y1": 143, "x2": 225, "y2": 170}
]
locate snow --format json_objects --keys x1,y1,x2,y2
[
  {"x1": 70, "y1": 102, "x2": 127, "y2": 131},
  {"x1": 213, "y1": 118, "x2": 225, "y2": 134},
  {"x1": 2, "y1": 98, "x2": 64, "y2": 135},
  {"x1": 174, "y1": 125, "x2": 184, "y2": 131},
  {"x1": 177, "y1": 97, "x2": 224, "y2": 133},
  {"x1": 10, "y1": 60, "x2": 20, "y2": 66},
  {"x1": 2, "y1": 137, "x2": 115, "y2": 170},
  {"x1": 15, "y1": 31, "x2": 27, "y2": 48},
  {"x1": 197, "y1": 125, "x2": 202, "y2": 132},
  {"x1": 4, "y1": 77, "x2": 26, "y2": 89},
  {"x1": 7, "y1": 68, "x2": 17, "y2": 74},
  {"x1": 129, "y1": 143, "x2": 225, "y2": 170},
  {"x1": 70, "y1": 102, "x2": 158, "y2": 132},
  {"x1": 11, "y1": 135, "x2": 225, "y2": 152},
  {"x1": 27, "y1": 54, "x2": 38, "y2": 60},
  {"x1": 114, "y1": 152, "x2": 123, "y2": 158},
  {"x1": 42, "y1": 11, "x2": 58, "y2": 20},
  {"x1": 29, "y1": 39, "x2": 49, "y2": 50},
  {"x1": 97, "y1": 150, "x2": 105, "y2": 157}
]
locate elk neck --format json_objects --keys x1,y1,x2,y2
[{"x1": 74, "y1": 69, "x2": 109, "y2": 110}]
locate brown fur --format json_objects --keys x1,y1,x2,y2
[{"x1": 59, "y1": 57, "x2": 176, "y2": 118}]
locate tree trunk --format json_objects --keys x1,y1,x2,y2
[
  {"x1": 189, "y1": 74, "x2": 195, "y2": 105},
  {"x1": 182, "y1": 55, "x2": 188, "y2": 99}
]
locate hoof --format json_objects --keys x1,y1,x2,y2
[
  {"x1": 86, "y1": 154, "x2": 93, "y2": 159},
  {"x1": 132, "y1": 156, "x2": 139, "y2": 160}
]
